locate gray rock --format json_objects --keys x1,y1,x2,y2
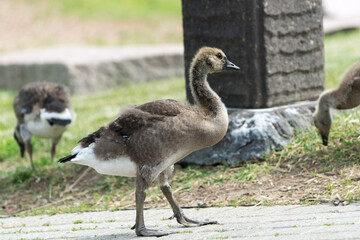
[
  {"x1": 181, "y1": 102, "x2": 316, "y2": 166},
  {"x1": 0, "y1": 44, "x2": 184, "y2": 93}
]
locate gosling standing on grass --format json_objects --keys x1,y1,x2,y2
[
  {"x1": 313, "y1": 60, "x2": 360, "y2": 145},
  {"x1": 59, "y1": 47, "x2": 240, "y2": 237},
  {"x1": 13, "y1": 82, "x2": 76, "y2": 170}
]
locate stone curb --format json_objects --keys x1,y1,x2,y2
[{"x1": 0, "y1": 44, "x2": 184, "y2": 94}]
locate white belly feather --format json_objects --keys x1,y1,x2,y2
[
  {"x1": 27, "y1": 120, "x2": 66, "y2": 138},
  {"x1": 25, "y1": 108, "x2": 72, "y2": 138},
  {"x1": 68, "y1": 145, "x2": 189, "y2": 179},
  {"x1": 70, "y1": 143, "x2": 137, "y2": 177},
  {"x1": 148, "y1": 150, "x2": 189, "y2": 181}
]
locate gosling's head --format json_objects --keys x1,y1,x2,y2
[
  {"x1": 313, "y1": 110, "x2": 331, "y2": 146},
  {"x1": 192, "y1": 47, "x2": 240, "y2": 73}
]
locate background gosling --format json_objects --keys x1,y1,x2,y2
[
  {"x1": 59, "y1": 47, "x2": 240, "y2": 237},
  {"x1": 313, "y1": 60, "x2": 360, "y2": 145},
  {"x1": 13, "y1": 81, "x2": 76, "y2": 169}
]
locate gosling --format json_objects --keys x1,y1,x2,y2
[
  {"x1": 13, "y1": 82, "x2": 76, "y2": 169},
  {"x1": 313, "y1": 60, "x2": 360, "y2": 145},
  {"x1": 58, "y1": 47, "x2": 240, "y2": 237}
]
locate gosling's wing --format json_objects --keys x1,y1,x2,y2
[
  {"x1": 76, "y1": 99, "x2": 193, "y2": 151},
  {"x1": 135, "y1": 99, "x2": 187, "y2": 116},
  {"x1": 112, "y1": 99, "x2": 195, "y2": 137},
  {"x1": 75, "y1": 105, "x2": 169, "y2": 149},
  {"x1": 77, "y1": 127, "x2": 105, "y2": 148}
]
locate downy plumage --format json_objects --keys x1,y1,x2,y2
[{"x1": 59, "y1": 47, "x2": 240, "y2": 236}]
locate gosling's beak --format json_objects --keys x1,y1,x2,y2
[{"x1": 226, "y1": 59, "x2": 240, "y2": 70}]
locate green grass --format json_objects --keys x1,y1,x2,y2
[
  {"x1": 268, "y1": 109, "x2": 360, "y2": 166},
  {"x1": 73, "y1": 220, "x2": 83, "y2": 224},
  {"x1": 19, "y1": 0, "x2": 182, "y2": 20},
  {"x1": 1, "y1": 30, "x2": 360, "y2": 215},
  {"x1": 324, "y1": 29, "x2": 360, "y2": 89},
  {"x1": 0, "y1": 77, "x2": 185, "y2": 171},
  {"x1": 0, "y1": 77, "x2": 187, "y2": 215}
]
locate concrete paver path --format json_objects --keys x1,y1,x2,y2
[{"x1": 1, "y1": 203, "x2": 359, "y2": 239}]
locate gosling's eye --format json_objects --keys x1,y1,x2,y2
[{"x1": 216, "y1": 53, "x2": 222, "y2": 59}]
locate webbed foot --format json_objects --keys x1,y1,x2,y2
[
  {"x1": 176, "y1": 215, "x2": 217, "y2": 227},
  {"x1": 136, "y1": 227, "x2": 171, "y2": 237}
]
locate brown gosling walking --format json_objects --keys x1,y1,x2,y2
[
  {"x1": 13, "y1": 82, "x2": 76, "y2": 170},
  {"x1": 58, "y1": 47, "x2": 240, "y2": 237},
  {"x1": 313, "y1": 60, "x2": 360, "y2": 145}
]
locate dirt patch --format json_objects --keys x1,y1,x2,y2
[
  {"x1": 172, "y1": 163, "x2": 360, "y2": 208},
  {"x1": 2, "y1": 159, "x2": 359, "y2": 216}
]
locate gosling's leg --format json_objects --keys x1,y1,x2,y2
[
  {"x1": 13, "y1": 127, "x2": 25, "y2": 158},
  {"x1": 19, "y1": 125, "x2": 35, "y2": 170},
  {"x1": 134, "y1": 174, "x2": 170, "y2": 237},
  {"x1": 158, "y1": 166, "x2": 217, "y2": 227},
  {"x1": 25, "y1": 139, "x2": 35, "y2": 170},
  {"x1": 160, "y1": 183, "x2": 217, "y2": 227},
  {"x1": 51, "y1": 136, "x2": 61, "y2": 163}
]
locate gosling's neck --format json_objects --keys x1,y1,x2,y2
[
  {"x1": 316, "y1": 89, "x2": 336, "y2": 123},
  {"x1": 189, "y1": 62, "x2": 225, "y2": 116},
  {"x1": 317, "y1": 89, "x2": 336, "y2": 113}
]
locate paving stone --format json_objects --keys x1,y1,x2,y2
[{"x1": 1, "y1": 203, "x2": 359, "y2": 239}]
